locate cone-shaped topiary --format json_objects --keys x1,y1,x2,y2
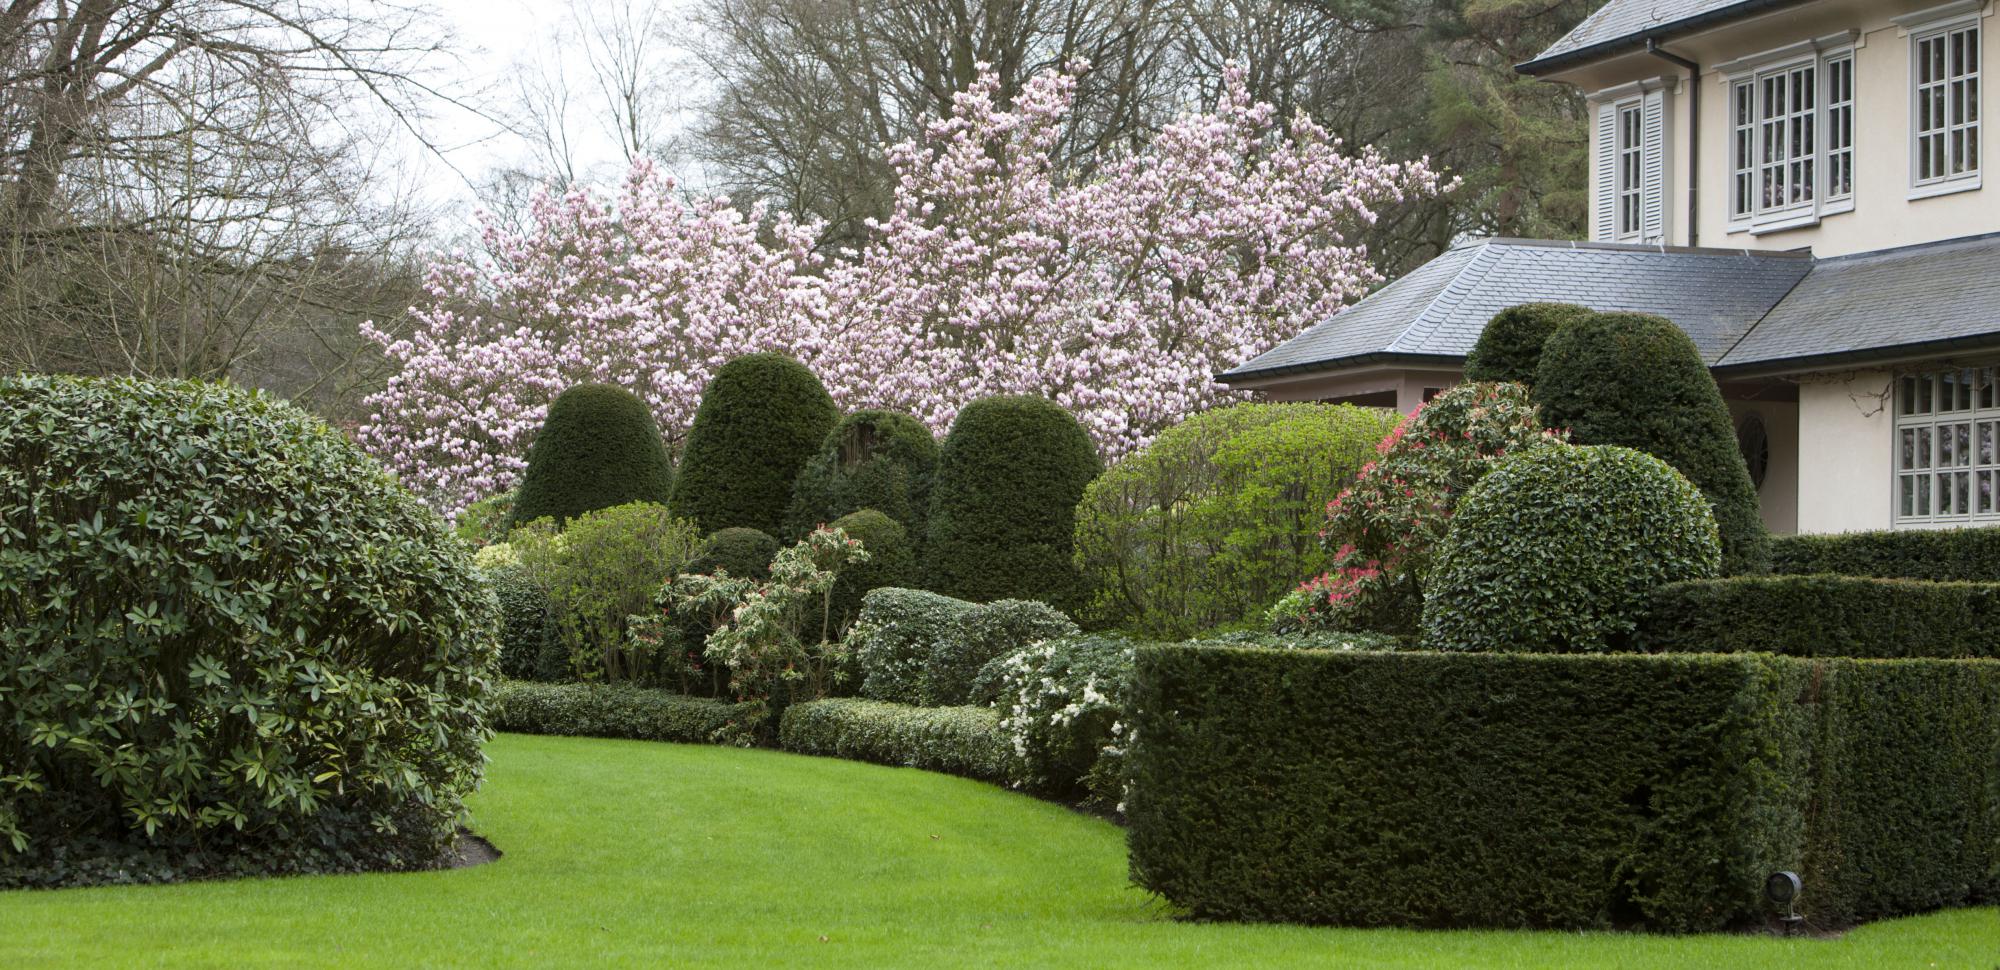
[
  {"x1": 687, "y1": 527, "x2": 781, "y2": 581},
  {"x1": 785, "y1": 409, "x2": 939, "y2": 541},
  {"x1": 923, "y1": 396, "x2": 1102, "y2": 609},
  {"x1": 508, "y1": 383, "x2": 674, "y2": 529},
  {"x1": 670, "y1": 353, "x2": 839, "y2": 536},
  {"x1": 1533, "y1": 311, "x2": 1769, "y2": 573},
  {"x1": 1464, "y1": 302, "x2": 1594, "y2": 385},
  {"x1": 828, "y1": 509, "x2": 916, "y2": 634}
]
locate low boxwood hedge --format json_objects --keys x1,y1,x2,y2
[
  {"x1": 1124, "y1": 644, "x2": 2000, "y2": 931},
  {"x1": 779, "y1": 699, "x2": 1014, "y2": 782},
  {"x1": 1639, "y1": 575, "x2": 2000, "y2": 658},
  {"x1": 1771, "y1": 526, "x2": 2000, "y2": 581},
  {"x1": 493, "y1": 681, "x2": 763, "y2": 746}
]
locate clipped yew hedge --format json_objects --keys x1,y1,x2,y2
[
  {"x1": 779, "y1": 699, "x2": 1013, "y2": 781},
  {"x1": 1124, "y1": 643, "x2": 2000, "y2": 931},
  {"x1": 1770, "y1": 526, "x2": 2000, "y2": 581},
  {"x1": 493, "y1": 681, "x2": 764, "y2": 747},
  {"x1": 1639, "y1": 575, "x2": 2000, "y2": 658}
]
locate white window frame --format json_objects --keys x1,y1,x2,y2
[
  {"x1": 1723, "y1": 40, "x2": 1857, "y2": 234},
  {"x1": 1616, "y1": 100, "x2": 1645, "y2": 240},
  {"x1": 1908, "y1": 14, "x2": 1982, "y2": 198},
  {"x1": 1893, "y1": 366, "x2": 2000, "y2": 527}
]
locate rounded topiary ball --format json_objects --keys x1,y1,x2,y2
[
  {"x1": 785, "y1": 409, "x2": 939, "y2": 542},
  {"x1": 1423, "y1": 443, "x2": 1722, "y2": 653},
  {"x1": 0, "y1": 376, "x2": 496, "y2": 878},
  {"x1": 687, "y1": 527, "x2": 781, "y2": 581},
  {"x1": 508, "y1": 383, "x2": 674, "y2": 530},
  {"x1": 1464, "y1": 302, "x2": 1593, "y2": 385},
  {"x1": 923, "y1": 395, "x2": 1102, "y2": 610},
  {"x1": 670, "y1": 353, "x2": 839, "y2": 536},
  {"x1": 828, "y1": 509, "x2": 916, "y2": 634},
  {"x1": 1532, "y1": 311, "x2": 1768, "y2": 573}
]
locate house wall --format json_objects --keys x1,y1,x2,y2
[
  {"x1": 1557, "y1": 0, "x2": 1999, "y2": 256},
  {"x1": 1796, "y1": 370, "x2": 1896, "y2": 533},
  {"x1": 1727, "y1": 397, "x2": 1801, "y2": 534}
]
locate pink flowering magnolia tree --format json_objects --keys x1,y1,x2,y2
[{"x1": 361, "y1": 64, "x2": 1448, "y2": 511}]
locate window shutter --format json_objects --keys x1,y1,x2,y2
[
  {"x1": 1641, "y1": 89, "x2": 1668, "y2": 243},
  {"x1": 1593, "y1": 102, "x2": 1616, "y2": 241}
]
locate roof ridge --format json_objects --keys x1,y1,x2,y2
[{"x1": 1390, "y1": 243, "x2": 1503, "y2": 354}]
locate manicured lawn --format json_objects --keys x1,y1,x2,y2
[{"x1": 1, "y1": 734, "x2": 1992, "y2": 969}]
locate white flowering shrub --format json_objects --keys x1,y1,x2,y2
[
  {"x1": 989, "y1": 634, "x2": 1135, "y2": 806},
  {"x1": 847, "y1": 588, "x2": 979, "y2": 704}
]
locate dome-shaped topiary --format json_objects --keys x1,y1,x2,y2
[
  {"x1": 670, "y1": 353, "x2": 839, "y2": 536},
  {"x1": 1464, "y1": 302, "x2": 1593, "y2": 385},
  {"x1": 508, "y1": 383, "x2": 674, "y2": 530},
  {"x1": 1533, "y1": 311, "x2": 1768, "y2": 574},
  {"x1": 785, "y1": 409, "x2": 939, "y2": 541},
  {"x1": 923, "y1": 395, "x2": 1102, "y2": 610},
  {"x1": 687, "y1": 527, "x2": 781, "y2": 581},
  {"x1": 1423, "y1": 443, "x2": 1722, "y2": 653},
  {"x1": 828, "y1": 509, "x2": 916, "y2": 634},
  {"x1": 0, "y1": 376, "x2": 496, "y2": 884}
]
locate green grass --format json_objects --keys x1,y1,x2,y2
[{"x1": 1, "y1": 733, "x2": 1993, "y2": 969}]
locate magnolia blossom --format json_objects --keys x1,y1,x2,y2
[{"x1": 360, "y1": 64, "x2": 1448, "y2": 511}]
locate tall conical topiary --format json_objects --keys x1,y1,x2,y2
[
  {"x1": 923, "y1": 395, "x2": 1102, "y2": 610},
  {"x1": 1464, "y1": 302, "x2": 1594, "y2": 385},
  {"x1": 508, "y1": 383, "x2": 674, "y2": 529},
  {"x1": 670, "y1": 353, "x2": 839, "y2": 536},
  {"x1": 785, "y1": 409, "x2": 939, "y2": 541},
  {"x1": 1532, "y1": 311, "x2": 1769, "y2": 574}
]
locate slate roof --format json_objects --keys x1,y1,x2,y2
[
  {"x1": 1519, "y1": 0, "x2": 1810, "y2": 75},
  {"x1": 1220, "y1": 232, "x2": 2000, "y2": 383},
  {"x1": 1220, "y1": 238, "x2": 1813, "y2": 381}
]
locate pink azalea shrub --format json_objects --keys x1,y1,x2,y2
[
  {"x1": 359, "y1": 64, "x2": 1448, "y2": 512},
  {"x1": 1277, "y1": 382, "x2": 1564, "y2": 634}
]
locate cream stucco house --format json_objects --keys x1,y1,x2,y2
[{"x1": 1222, "y1": 0, "x2": 2000, "y2": 536}]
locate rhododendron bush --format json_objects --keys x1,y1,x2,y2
[
  {"x1": 1277, "y1": 382, "x2": 1563, "y2": 634},
  {"x1": 360, "y1": 64, "x2": 1446, "y2": 511}
]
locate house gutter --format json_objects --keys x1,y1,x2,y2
[{"x1": 1645, "y1": 40, "x2": 1701, "y2": 248}]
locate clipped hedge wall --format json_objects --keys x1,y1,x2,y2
[
  {"x1": 509, "y1": 383, "x2": 674, "y2": 529},
  {"x1": 1125, "y1": 644, "x2": 2000, "y2": 931},
  {"x1": 1639, "y1": 575, "x2": 2000, "y2": 658},
  {"x1": 671, "y1": 353, "x2": 839, "y2": 536},
  {"x1": 493, "y1": 681, "x2": 763, "y2": 746},
  {"x1": 779, "y1": 699, "x2": 1013, "y2": 781},
  {"x1": 1770, "y1": 526, "x2": 2000, "y2": 581}
]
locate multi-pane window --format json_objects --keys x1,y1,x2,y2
[
  {"x1": 1760, "y1": 65, "x2": 1816, "y2": 210},
  {"x1": 1895, "y1": 367, "x2": 2000, "y2": 524},
  {"x1": 1915, "y1": 22, "x2": 1980, "y2": 185},
  {"x1": 1732, "y1": 81, "x2": 1755, "y2": 218},
  {"x1": 1617, "y1": 103, "x2": 1643, "y2": 238},
  {"x1": 1827, "y1": 55, "x2": 1855, "y2": 199}
]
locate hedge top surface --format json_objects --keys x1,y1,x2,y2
[
  {"x1": 924, "y1": 395, "x2": 1102, "y2": 608},
  {"x1": 1639, "y1": 573, "x2": 2000, "y2": 658},
  {"x1": 1463, "y1": 302, "x2": 1592, "y2": 385},
  {"x1": 1771, "y1": 527, "x2": 2000, "y2": 582},
  {"x1": 670, "y1": 353, "x2": 839, "y2": 536},
  {"x1": 509, "y1": 383, "x2": 675, "y2": 529},
  {"x1": 786, "y1": 409, "x2": 939, "y2": 540},
  {"x1": 1533, "y1": 311, "x2": 1768, "y2": 574}
]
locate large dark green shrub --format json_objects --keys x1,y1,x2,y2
[
  {"x1": 1424, "y1": 444, "x2": 1721, "y2": 653},
  {"x1": 1639, "y1": 575, "x2": 2000, "y2": 658},
  {"x1": 923, "y1": 599, "x2": 1078, "y2": 706},
  {"x1": 923, "y1": 396, "x2": 1102, "y2": 609},
  {"x1": 1125, "y1": 644, "x2": 2000, "y2": 930},
  {"x1": 1073, "y1": 402, "x2": 1395, "y2": 638},
  {"x1": 1463, "y1": 302, "x2": 1592, "y2": 384},
  {"x1": 827, "y1": 510, "x2": 915, "y2": 635},
  {"x1": 687, "y1": 527, "x2": 781, "y2": 581},
  {"x1": 1770, "y1": 526, "x2": 2000, "y2": 581},
  {"x1": 490, "y1": 572, "x2": 563, "y2": 680},
  {"x1": 848, "y1": 588, "x2": 980, "y2": 705},
  {"x1": 1533, "y1": 311, "x2": 1768, "y2": 573},
  {"x1": 0, "y1": 376, "x2": 496, "y2": 885},
  {"x1": 779, "y1": 699, "x2": 1013, "y2": 781},
  {"x1": 509, "y1": 384, "x2": 675, "y2": 529},
  {"x1": 786, "y1": 409, "x2": 939, "y2": 541},
  {"x1": 670, "y1": 353, "x2": 838, "y2": 536},
  {"x1": 493, "y1": 682, "x2": 763, "y2": 747}
]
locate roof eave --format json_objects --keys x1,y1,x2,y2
[
  {"x1": 1216, "y1": 352, "x2": 1469, "y2": 385},
  {"x1": 1516, "y1": 0, "x2": 1812, "y2": 77},
  {"x1": 1713, "y1": 334, "x2": 2000, "y2": 379}
]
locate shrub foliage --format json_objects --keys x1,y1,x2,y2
[
  {"x1": 508, "y1": 503, "x2": 702, "y2": 682},
  {"x1": 779, "y1": 699, "x2": 1014, "y2": 781},
  {"x1": 849, "y1": 588, "x2": 981, "y2": 705},
  {"x1": 0, "y1": 376, "x2": 496, "y2": 883},
  {"x1": 688, "y1": 527, "x2": 781, "y2": 581},
  {"x1": 1532, "y1": 311, "x2": 1767, "y2": 573},
  {"x1": 1770, "y1": 526, "x2": 2000, "y2": 581},
  {"x1": 1424, "y1": 444, "x2": 1721, "y2": 653},
  {"x1": 924, "y1": 395, "x2": 1102, "y2": 609},
  {"x1": 987, "y1": 633, "x2": 1134, "y2": 805},
  {"x1": 924, "y1": 599, "x2": 1079, "y2": 707},
  {"x1": 493, "y1": 681, "x2": 763, "y2": 747},
  {"x1": 1462, "y1": 302, "x2": 1592, "y2": 384},
  {"x1": 1074, "y1": 402, "x2": 1395, "y2": 638},
  {"x1": 786, "y1": 409, "x2": 939, "y2": 541},
  {"x1": 1639, "y1": 575, "x2": 2000, "y2": 658},
  {"x1": 509, "y1": 383, "x2": 675, "y2": 529},
  {"x1": 671, "y1": 353, "x2": 839, "y2": 536},
  {"x1": 827, "y1": 510, "x2": 916, "y2": 635}
]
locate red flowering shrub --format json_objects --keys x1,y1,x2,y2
[{"x1": 1277, "y1": 382, "x2": 1564, "y2": 633}]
